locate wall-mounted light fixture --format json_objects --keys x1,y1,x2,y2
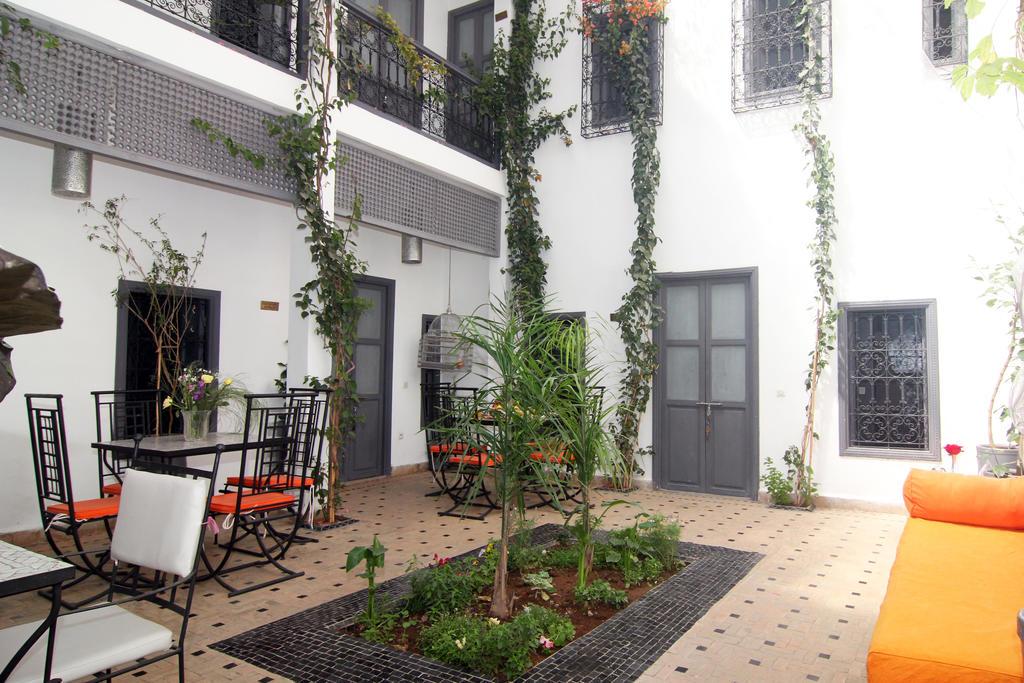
[
  {"x1": 401, "y1": 234, "x2": 423, "y2": 264},
  {"x1": 51, "y1": 144, "x2": 92, "y2": 198}
]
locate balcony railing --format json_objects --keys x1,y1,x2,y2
[
  {"x1": 337, "y1": 3, "x2": 499, "y2": 167},
  {"x1": 125, "y1": 0, "x2": 307, "y2": 74}
]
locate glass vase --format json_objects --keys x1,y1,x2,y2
[{"x1": 182, "y1": 409, "x2": 211, "y2": 442}]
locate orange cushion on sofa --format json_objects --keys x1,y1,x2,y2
[
  {"x1": 903, "y1": 468, "x2": 1024, "y2": 530},
  {"x1": 867, "y1": 517, "x2": 1024, "y2": 681}
]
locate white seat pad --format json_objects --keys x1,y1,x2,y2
[{"x1": 0, "y1": 605, "x2": 172, "y2": 683}]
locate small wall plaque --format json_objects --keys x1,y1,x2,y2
[
  {"x1": 495, "y1": 10, "x2": 508, "y2": 21},
  {"x1": 260, "y1": 300, "x2": 280, "y2": 311}
]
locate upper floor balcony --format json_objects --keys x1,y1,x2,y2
[{"x1": 126, "y1": 0, "x2": 499, "y2": 166}]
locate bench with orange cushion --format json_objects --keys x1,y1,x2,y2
[
  {"x1": 223, "y1": 474, "x2": 315, "y2": 490},
  {"x1": 47, "y1": 496, "x2": 120, "y2": 521},
  {"x1": 867, "y1": 469, "x2": 1024, "y2": 681},
  {"x1": 208, "y1": 491, "x2": 296, "y2": 515},
  {"x1": 101, "y1": 482, "x2": 122, "y2": 496}
]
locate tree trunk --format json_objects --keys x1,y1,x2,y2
[
  {"x1": 490, "y1": 496, "x2": 512, "y2": 619},
  {"x1": 989, "y1": 317, "x2": 1018, "y2": 446}
]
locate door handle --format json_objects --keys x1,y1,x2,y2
[{"x1": 695, "y1": 402, "x2": 722, "y2": 439}]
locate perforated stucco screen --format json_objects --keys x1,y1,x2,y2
[
  {"x1": 0, "y1": 26, "x2": 501, "y2": 256},
  {"x1": 0, "y1": 26, "x2": 292, "y2": 198},
  {"x1": 336, "y1": 142, "x2": 500, "y2": 257}
]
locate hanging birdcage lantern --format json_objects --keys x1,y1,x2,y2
[
  {"x1": 418, "y1": 248, "x2": 473, "y2": 372},
  {"x1": 418, "y1": 309, "x2": 469, "y2": 371}
]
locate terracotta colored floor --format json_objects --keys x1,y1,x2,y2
[{"x1": 0, "y1": 473, "x2": 904, "y2": 682}]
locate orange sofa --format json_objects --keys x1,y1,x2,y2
[{"x1": 867, "y1": 469, "x2": 1024, "y2": 681}]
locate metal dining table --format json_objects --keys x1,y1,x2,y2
[{"x1": 91, "y1": 432, "x2": 275, "y2": 459}]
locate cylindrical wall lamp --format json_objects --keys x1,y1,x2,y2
[
  {"x1": 401, "y1": 234, "x2": 423, "y2": 264},
  {"x1": 51, "y1": 144, "x2": 92, "y2": 198}
]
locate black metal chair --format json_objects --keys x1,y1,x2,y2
[
  {"x1": 92, "y1": 389, "x2": 164, "y2": 497},
  {"x1": 422, "y1": 382, "x2": 497, "y2": 519},
  {"x1": 201, "y1": 393, "x2": 311, "y2": 596},
  {"x1": 224, "y1": 388, "x2": 327, "y2": 542},
  {"x1": 26, "y1": 394, "x2": 119, "y2": 606}
]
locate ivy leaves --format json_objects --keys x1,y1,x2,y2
[
  {"x1": 793, "y1": 0, "x2": 837, "y2": 482},
  {"x1": 475, "y1": 0, "x2": 576, "y2": 306},
  {"x1": 583, "y1": 3, "x2": 667, "y2": 489}
]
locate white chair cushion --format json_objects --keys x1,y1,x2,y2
[
  {"x1": 111, "y1": 469, "x2": 209, "y2": 577},
  {"x1": 0, "y1": 605, "x2": 172, "y2": 683}
]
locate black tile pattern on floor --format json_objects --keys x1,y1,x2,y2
[{"x1": 211, "y1": 524, "x2": 762, "y2": 682}]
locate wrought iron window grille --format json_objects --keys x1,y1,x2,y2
[
  {"x1": 838, "y1": 301, "x2": 941, "y2": 461},
  {"x1": 580, "y1": 9, "x2": 665, "y2": 139},
  {"x1": 122, "y1": 0, "x2": 307, "y2": 74},
  {"x1": 923, "y1": 0, "x2": 968, "y2": 66},
  {"x1": 337, "y1": 2, "x2": 499, "y2": 166},
  {"x1": 731, "y1": 0, "x2": 832, "y2": 113}
]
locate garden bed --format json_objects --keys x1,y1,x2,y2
[
  {"x1": 343, "y1": 547, "x2": 682, "y2": 676},
  {"x1": 212, "y1": 524, "x2": 763, "y2": 682}
]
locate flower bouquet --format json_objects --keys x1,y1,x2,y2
[{"x1": 164, "y1": 364, "x2": 246, "y2": 440}]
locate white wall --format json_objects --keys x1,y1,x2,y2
[
  {"x1": 0, "y1": 133, "x2": 294, "y2": 532},
  {"x1": 0, "y1": 130, "x2": 495, "y2": 533},
  {"x1": 529, "y1": 0, "x2": 1024, "y2": 504}
]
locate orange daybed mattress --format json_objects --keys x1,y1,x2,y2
[{"x1": 867, "y1": 470, "x2": 1024, "y2": 681}]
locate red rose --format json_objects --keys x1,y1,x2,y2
[{"x1": 944, "y1": 444, "x2": 963, "y2": 456}]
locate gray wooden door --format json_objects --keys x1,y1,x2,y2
[
  {"x1": 654, "y1": 271, "x2": 757, "y2": 497},
  {"x1": 345, "y1": 278, "x2": 394, "y2": 480}
]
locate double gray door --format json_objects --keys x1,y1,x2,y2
[
  {"x1": 654, "y1": 271, "x2": 757, "y2": 497},
  {"x1": 345, "y1": 277, "x2": 394, "y2": 481}
]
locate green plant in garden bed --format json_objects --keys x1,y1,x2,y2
[
  {"x1": 523, "y1": 570, "x2": 556, "y2": 601},
  {"x1": 573, "y1": 578, "x2": 628, "y2": 608},
  {"x1": 346, "y1": 535, "x2": 389, "y2": 642},
  {"x1": 407, "y1": 549, "x2": 495, "y2": 618},
  {"x1": 420, "y1": 606, "x2": 574, "y2": 679},
  {"x1": 597, "y1": 512, "x2": 680, "y2": 587}
]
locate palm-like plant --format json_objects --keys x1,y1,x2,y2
[
  {"x1": 444, "y1": 297, "x2": 568, "y2": 619},
  {"x1": 543, "y1": 320, "x2": 623, "y2": 591}
]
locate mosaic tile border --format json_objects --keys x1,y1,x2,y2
[{"x1": 211, "y1": 524, "x2": 763, "y2": 682}]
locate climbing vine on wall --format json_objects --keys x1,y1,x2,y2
[
  {"x1": 193, "y1": 0, "x2": 368, "y2": 523},
  {"x1": 474, "y1": 0, "x2": 575, "y2": 307},
  {"x1": 792, "y1": 0, "x2": 837, "y2": 507},
  {"x1": 0, "y1": 3, "x2": 58, "y2": 95},
  {"x1": 582, "y1": 0, "x2": 668, "y2": 490}
]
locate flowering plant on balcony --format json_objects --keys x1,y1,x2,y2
[
  {"x1": 163, "y1": 363, "x2": 244, "y2": 413},
  {"x1": 581, "y1": 0, "x2": 668, "y2": 50}
]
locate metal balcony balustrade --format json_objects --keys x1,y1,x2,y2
[
  {"x1": 124, "y1": 0, "x2": 307, "y2": 74},
  {"x1": 337, "y1": 2, "x2": 499, "y2": 166}
]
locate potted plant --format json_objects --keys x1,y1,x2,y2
[
  {"x1": 760, "y1": 446, "x2": 816, "y2": 510},
  {"x1": 976, "y1": 224, "x2": 1024, "y2": 475},
  {"x1": 164, "y1": 364, "x2": 245, "y2": 440}
]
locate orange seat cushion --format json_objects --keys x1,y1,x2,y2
[
  {"x1": 903, "y1": 469, "x2": 1024, "y2": 529},
  {"x1": 225, "y1": 474, "x2": 314, "y2": 489},
  {"x1": 529, "y1": 451, "x2": 573, "y2": 465},
  {"x1": 47, "y1": 497, "x2": 120, "y2": 521},
  {"x1": 101, "y1": 482, "x2": 122, "y2": 496},
  {"x1": 429, "y1": 443, "x2": 471, "y2": 455},
  {"x1": 209, "y1": 492, "x2": 296, "y2": 515},
  {"x1": 867, "y1": 516, "x2": 1024, "y2": 681},
  {"x1": 449, "y1": 454, "x2": 498, "y2": 468}
]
